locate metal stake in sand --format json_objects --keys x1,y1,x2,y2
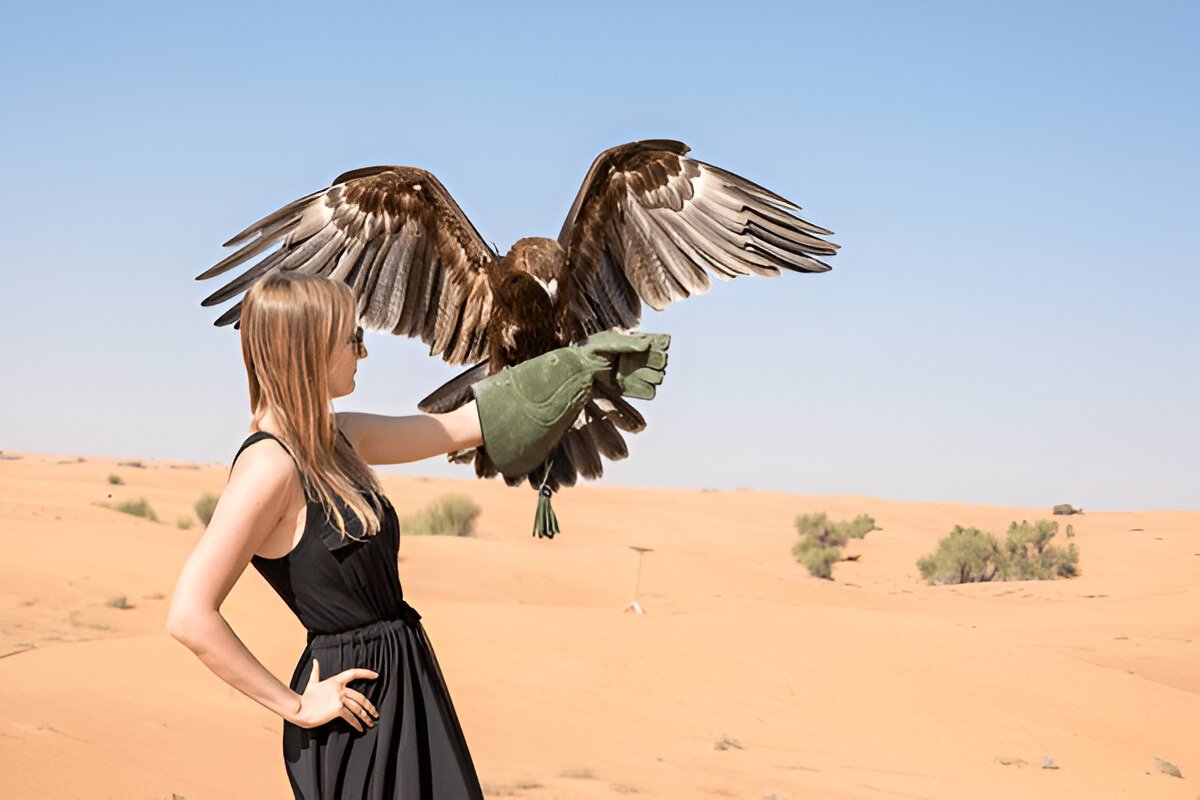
[{"x1": 624, "y1": 546, "x2": 653, "y2": 615}]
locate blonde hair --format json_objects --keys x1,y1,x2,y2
[{"x1": 240, "y1": 272, "x2": 382, "y2": 538}]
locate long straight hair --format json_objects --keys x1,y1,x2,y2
[{"x1": 240, "y1": 272, "x2": 382, "y2": 538}]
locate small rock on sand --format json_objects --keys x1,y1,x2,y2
[{"x1": 1154, "y1": 757, "x2": 1183, "y2": 778}]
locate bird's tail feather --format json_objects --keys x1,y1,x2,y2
[
  {"x1": 420, "y1": 361, "x2": 489, "y2": 414},
  {"x1": 463, "y1": 395, "x2": 645, "y2": 493}
]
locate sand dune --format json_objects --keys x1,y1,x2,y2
[{"x1": 0, "y1": 451, "x2": 1196, "y2": 799}]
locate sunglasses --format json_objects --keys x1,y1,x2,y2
[{"x1": 349, "y1": 325, "x2": 367, "y2": 358}]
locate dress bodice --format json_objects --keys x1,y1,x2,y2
[{"x1": 234, "y1": 432, "x2": 414, "y2": 634}]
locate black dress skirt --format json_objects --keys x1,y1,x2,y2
[{"x1": 233, "y1": 432, "x2": 484, "y2": 800}]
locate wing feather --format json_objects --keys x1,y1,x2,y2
[
  {"x1": 221, "y1": 189, "x2": 325, "y2": 248},
  {"x1": 371, "y1": 228, "x2": 414, "y2": 329},
  {"x1": 197, "y1": 167, "x2": 495, "y2": 365},
  {"x1": 560, "y1": 140, "x2": 838, "y2": 330},
  {"x1": 344, "y1": 236, "x2": 382, "y2": 295},
  {"x1": 398, "y1": 223, "x2": 431, "y2": 336},
  {"x1": 199, "y1": 249, "x2": 288, "y2": 307}
]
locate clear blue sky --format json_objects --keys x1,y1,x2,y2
[{"x1": 2, "y1": 1, "x2": 1196, "y2": 510}]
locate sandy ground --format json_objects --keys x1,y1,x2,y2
[{"x1": 0, "y1": 450, "x2": 1196, "y2": 800}]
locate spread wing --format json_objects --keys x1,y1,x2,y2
[
  {"x1": 197, "y1": 166, "x2": 496, "y2": 365},
  {"x1": 558, "y1": 140, "x2": 838, "y2": 335}
]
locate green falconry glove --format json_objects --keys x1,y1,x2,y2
[
  {"x1": 472, "y1": 330, "x2": 669, "y2": 538},
  {"x1": 472, "y1": 330, "x2": 671, "y2": 480}
]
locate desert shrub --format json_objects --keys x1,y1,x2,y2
[
  {"x1": 113, "y1": 498, "x2": 158, "y2": 522},
  {"x1": 401, "y1": 494, "x2": 481, "y2": 537},
  {"x1": 917, "y1": 526, "x2": 1003, "y2": 584},
  {"x1": 795, "y1": 512, "x2": 877, "y2": 547},
  {"x1": 792, "y1": 537, "x2": 842, "y2": 579},
  {"x1": 105, "y1": 595, "x2": 129, "y2": 609},
  {"x1": 194, "y1": 493, "x2": 219, "y2": 526},
  {"x1": 792, "y1": 512, "x2": 877, "y2": 579},
  {"x1": 176, "y1": 516, "x2": 194, "y2": 530},
  {"x1": 918, "y1": 519, "x2": 1079, "y2": 585},
  {"x1": 998, "y1": 520, "x2": 1079, "y2": 580},
  {"x1": 107, "y1": 473, "x2": 124, "y2": 485}
]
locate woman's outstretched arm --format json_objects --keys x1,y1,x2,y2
[
  {"x1": 166, "y1": 441, "x2": 378, "y2": 730},
  {"x1": 340, "y1": 330, "x2": 669, "y2": 468},
  {"x1": 337, "y1": 402, "x2": 483, "y2": 466}
]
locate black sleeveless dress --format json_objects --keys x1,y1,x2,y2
[{"x1": 232, "y1": 432, "x2": 484, "y2": 800}]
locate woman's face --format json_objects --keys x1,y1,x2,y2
[{"x1": 328, "y1": 323, "x2": 366, "y2": 399}]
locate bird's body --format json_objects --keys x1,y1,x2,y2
[
  {"x1": 422, "y1": 236, "x2": 640, "y2": 489},
  {"x1": 198, "y1": 139, "x2": 838, "y2": 493},
  {"x1": 485, "y1": 238, "x2": 570, "y2": 371}
]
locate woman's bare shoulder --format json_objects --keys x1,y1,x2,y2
[{"x1": 229, "y1": 435, "x2": 301, "y2": 498}]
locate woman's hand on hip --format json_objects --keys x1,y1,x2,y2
[{"x1": 291, "y1": 658, "x2": 380, "y2": 731}]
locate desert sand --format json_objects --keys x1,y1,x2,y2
[{"x1": 0, "y1": 451, "x2": 1196, "y2": 799}]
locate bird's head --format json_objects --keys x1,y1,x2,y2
[{"x1": 505, "y1": 237, "x2": 567, "y2": 302}]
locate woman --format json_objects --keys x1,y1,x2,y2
[{"x1": 167, "y1": 272, "x2": 667, "y2": 798}]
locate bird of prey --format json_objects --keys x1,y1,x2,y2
[{"x1": 197, "y1": 139, "x2": 838, "y2": 508}]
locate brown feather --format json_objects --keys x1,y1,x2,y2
[
  {"x1": 198, "y1": 167, "x2": 495, "y2": 362},
  {"x1": 559, "y1": 140, "x2": 838, "y2": 330}
]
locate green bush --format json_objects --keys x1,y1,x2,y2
[
  {"x1": 794, "y1": 512, "x2": 877, "y2": 548},
  {"x1": 792, "y1": 512, "x2": 877, "y2": 579},
  {"x1": 401, "y1": 494, "x2": 481, "y2": 537},
  {"x1": 112, "y1": 498, "x2": 158, "y2": 522},
  {"x1": 176, "y1": 516, "x2": 194, "y2": 530},
  {"x1": 917, "y1": 526, "x2": 1003, "y2": 584},
  {"x1": 107, "y1": 473, "x2": 124, "y2": 485},
  {"x1": 194, "y1": 493, "x2": 219, "y2": 527},
  {"x1": 918, "y1": 519, "x2": 1079, "y2": 585},
  {"x1": 998, "y1": 520, "x2": 1080, "y2": 580},
  {"x1": 793, "y1": 540, "x2": 842, "y2": 579}
]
